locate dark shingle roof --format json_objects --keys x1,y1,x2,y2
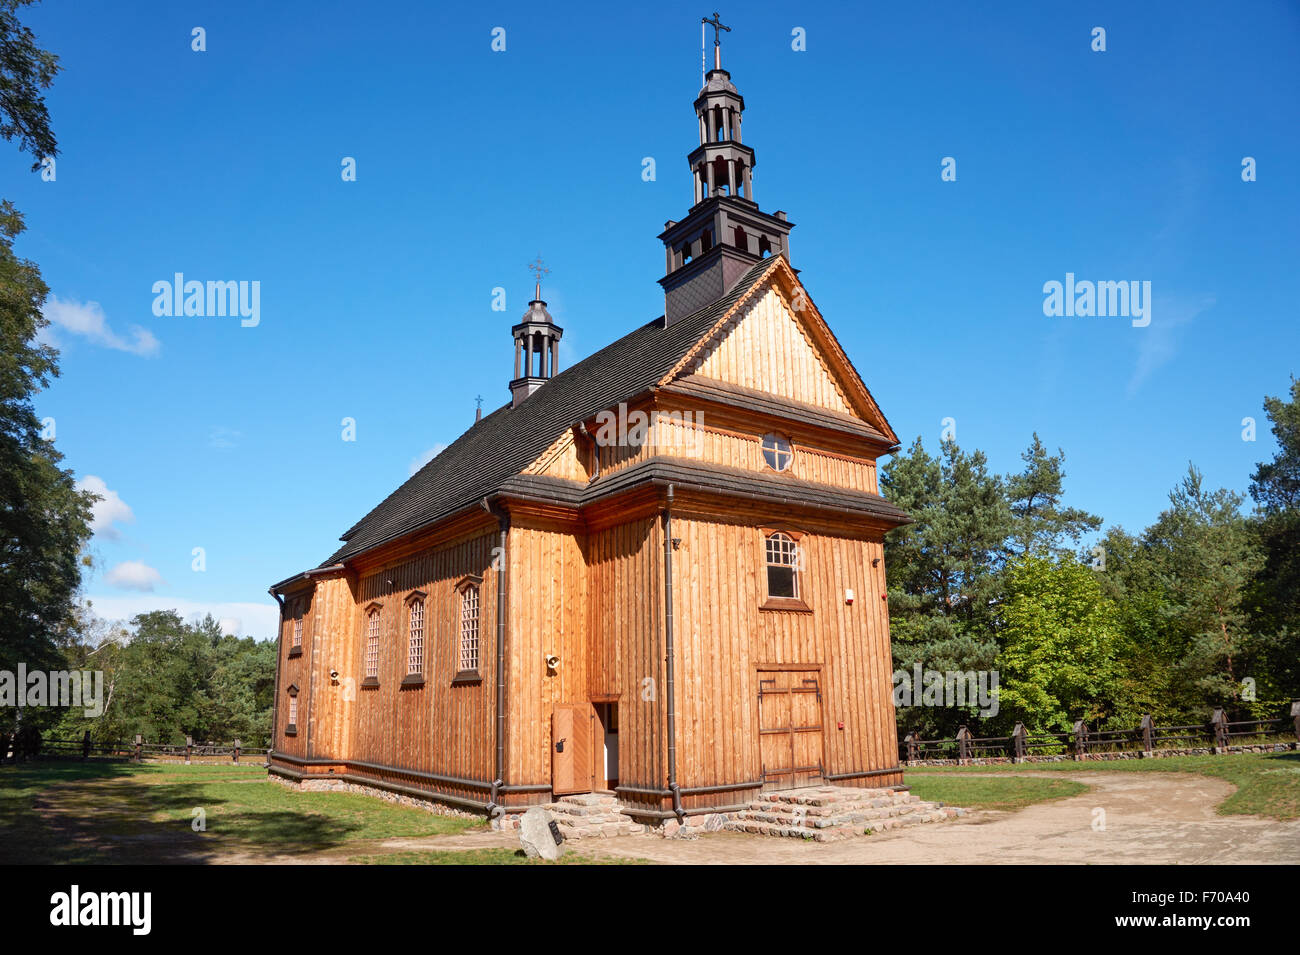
[{"x1": 324, "y1": 259, "x2": 777, "y2": 564}]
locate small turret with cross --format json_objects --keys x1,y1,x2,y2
[{"x1": 509, "y1": 257, "x2": 563, "y2": 408}]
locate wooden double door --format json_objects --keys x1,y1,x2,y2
[{"x1": 758, "y1": 669, "x2": 825, "y2": 791}]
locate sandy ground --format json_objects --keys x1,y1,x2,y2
[
  {"x1": 370, "y1": 771, "x2": 1300, "y2": 865},
  {"x1": 31, "y1": 769, "x2": 1300, "y2": 864}
]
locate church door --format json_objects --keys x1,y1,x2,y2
[
  {"x1": 758, "y1": 669, "x2": 825, "y2": 791},
  {"x1": 552, "y1": 703, "x2": 597, "y2": 796}
]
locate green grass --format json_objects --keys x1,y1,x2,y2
[
  {"x1": 906, "y1": 773, "x2": 1089, "y2": 811},
  {"x1": 0, "y1": 760, "x2": 483, "y2": 864},
  {"x1": 906, "y1": 751, "x2": 1300, "y2": 819},
  {"x1": 349, "y1": 848, "x2": 650, "y2": 865}
]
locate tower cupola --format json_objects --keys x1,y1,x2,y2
[
  {"x1": 509, "y1": 258, "x2": 563, "y2": 408},
  {"x1": 658, "y1": 14, "x2": 794, "y2": 324}
]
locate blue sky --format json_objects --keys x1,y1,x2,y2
[{"x1": 6, "y1": 1, "x2": 1298, "y2": 640}]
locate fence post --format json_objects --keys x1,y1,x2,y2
[
  {"x1": 1210, "y1": 708, "x2": 1229, "y2": 752},
  {"x1": 956, "y1": 725, "x2": 971, "y2": 764},
  {"x1": 1139, "y1": 714, "x2": 1154, "y2": 756},
  {"x1": 233, "y1": 739, "x2": 240, "y2": 765},
  {"x1": 81, "y1": 730, "x2": 91, "y2": 761},
  {"x1": 1073, "y1": 721, "x2": 1088, "y2": 760},
  {"x1": 1291, "y1": 701, "x2": 1300, "y2": 746},
  {"x1": 134, "y1": 734, "x2": 142, "y2": 762},
  {"x1": 1011, "y1": 723, "x2": 1027, "y2": 762},
  {"x1": 185, "y1": 735, "x2": 192, "y2": 765},
  {"x1": 904, "y1": 732, "x2": 919, "y2": 764}
]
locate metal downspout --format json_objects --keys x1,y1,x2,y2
[
  {"x1": 481, "y1": 497, "x2": 511, "y2": 818},
  {"x1": 664, "y1": 485, "x2": 684, "y2": 823},
  {"x1": 267, "y1": 588, "x2": 285, "y2": 760}
]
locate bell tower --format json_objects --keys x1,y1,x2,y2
[
  {"x1": 658, "y1": 14, "x2": 794, "y2": 325},
  {"x1": 509, "y1": 258, "x2": 563, "y2": 408}
]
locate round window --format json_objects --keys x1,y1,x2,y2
[{"x1": 761, "y1": 433, "x2": 793, "y2": 471}]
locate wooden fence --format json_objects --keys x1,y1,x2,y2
[
  {"x1": 1, "y1": 731, "x2": 269, "y2": 766},
  {"x1": 901, "y1": 701, "x2": 1300, "y2": 764}
]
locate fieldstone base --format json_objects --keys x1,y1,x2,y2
[
  {"x1": 724, "y1": 785, "x2": 964, "y2": 842},
  {"x1": 499, "y1": 793, "x2": 648, "y2": 838},
  {"x1": 270, "y1": 773, "x2": 479, "y2": 821}
]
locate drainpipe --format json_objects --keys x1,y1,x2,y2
[
  {"x1": 267, "y1": 588, "x2": 285, "y2": 758},
  {"x1": 481, "y1": 497, "x2": 511, "y2": 818},
  {"x1": 663, "y1": 484, "x2": 684, "y2": 824}
]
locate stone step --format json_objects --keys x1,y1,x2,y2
[
  {"x1": 724, "y1": 789, "x2": 964, "y2": 839},
  {"x1": 552, "y1": 820, "x2": 639, "y2": 840},
  {"x1": 733, "y1": 802, "x2": 938, "y2": 829}
]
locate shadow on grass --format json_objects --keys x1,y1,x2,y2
[{"x1": 0, "y1": 760, "x2": 386, "y2": 864}]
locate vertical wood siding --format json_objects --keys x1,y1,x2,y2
[{"x1": 687, "y1": 286, "x2": 854, "y2": 415}]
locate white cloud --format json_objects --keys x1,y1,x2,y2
[
  {"x1": 85, "y1": 595, "x2": 280, "y2": 641},
  {"x1": 42, "y1": 296, "x2": 160, "y2": 357},
  {"x1": 209, "y1": 426, "x2": 242, "y2": 450},
  {"x1": 104, "y1": 560, "x2": 165, "y2": 592},
  {"x1": 1127, "y1": 293, "x2": 1216, "y2": 397},
  {"x1": 77, "y1": 475, "x2": 135, "y2": 540},
  {"x1": 409, "y1": 443, "x2": 448, "y2": 476}
]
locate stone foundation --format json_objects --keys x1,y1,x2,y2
[
  {"x1": 270, "y1": 772, "x2": 480, "y2": 821},
  {"x1": 722, "y1": 785, "x2": 964, "y2": 841}
]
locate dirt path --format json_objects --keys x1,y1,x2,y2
[
  {"x1": 29, "y1": 769, "x2": 1300, "y2": 864},
  {"x1": 366, "y1": 771, "x2": 1300, "y2": 865}
]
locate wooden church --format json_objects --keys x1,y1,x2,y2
[{"x1": 268, "y1": 30, "x2": 910, "y2": 825}]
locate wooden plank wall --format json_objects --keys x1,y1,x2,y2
[
  {"x1": 648, "y1": 413, "x2": 878, "y2": 492},
  {"x1": 273, "y1": 591, "x2": 311, "y2": 759},
  {"x1": 505, "y1": 522, "x2": 588, "y2": 786},
  {"x1": 307, "y1": 574, "x2": 357, "y2": 761},
  {"x1": 670, "y1": 511, "x2": 900, "y2": 795},
  {"x1": 686, "y1": 286, "x2": 854, "y2": 415},
  {"x1": 346, "y1": 529, "x2": 498, "y2": 784},
  {"x1": 586, "y1": 515, "x2": 664, "y2": 798}
]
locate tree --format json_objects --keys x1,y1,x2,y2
[
  {"x1": 1249, "y1": 379, "x2": 1300, "y2": 631},
  {"x1": 0, "y1": 0, "x2": 59, "y2": 169},
  {"x1": 1145, "y1": 466, "x2": 1263, "y2": 710},
  {"x1": 0, "y1": 0, "x2": 85, "y2": 741},
  {"x1": 1245, "y1": 378, "x2": 1300, "y2": 701},
  {"x1": 881, "y1": 438, "x2": 1009, "y2": 736},
  {"x1": 0, "y1": 202, "x2": 95, "y2": 734},
  {"x1": 996, "y1": 554, "x2": 1124, "y2": 732},
  {"x1": 1005, "y1": 433, "x2": 1101, "y2": 557}
]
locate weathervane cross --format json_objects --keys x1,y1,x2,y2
[
  {"x1": 527, "y1": 255, "x2": 550, "y2": 299},
  {"x1": 703, "y1": 11, "x2": 730, "y2": 48}
]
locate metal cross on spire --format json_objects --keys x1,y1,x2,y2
[
  {"x1": 702, "y1": 12, "x2": 730, "y2": 71},
  {"x1": 527, "y1": 255, "x2": 550, "y2": 299}
]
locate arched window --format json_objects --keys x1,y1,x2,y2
[
  {"x1": 758, "y1": 235, "x2": 772, "y2": 257},
  {"x1": 406, "y1": 593, "x2": 426, "y2": 676},
  {"x1": 285, "y1": 685, "x2": 299, "y2": 735},
  {"x1": 456, "y1": 578, "x2": 482, "y2": 677},
  {"x1": 733, "y1": 225, "x2": 748, "y2": 250},
  {"x1": 765, "y1": 532, "x2": 800, "y2": 599},
  {"x1": 364, "y1": 606, "x2": 381, "y2": 682},
  {"x1": 761, "y1": 432, "x2": 793, "y2": 472}
]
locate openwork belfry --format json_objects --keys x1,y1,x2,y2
[{"x1": 268, "y1": 21, "x2": 911, "y2": 828}]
